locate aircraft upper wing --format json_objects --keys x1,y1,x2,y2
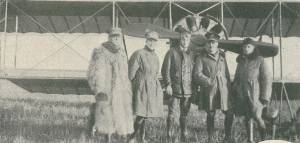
[{"x1": 123, "y1": 23, "x2": 180, "y2": 39}]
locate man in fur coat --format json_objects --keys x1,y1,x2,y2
[{"x1": 87, "y1": 27, "x2": 134, "y2": 143}]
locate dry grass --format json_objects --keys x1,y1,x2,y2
[{"x1": 0, "y1": 83, "x2": 298, "y2": 143}]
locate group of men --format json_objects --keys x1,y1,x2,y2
[
  {"x1": 87, "y1": 25, "x2": 272, "y2": 143},
  {"x1": 161, "y1": 26, "x2": 234, "y2": 143}
]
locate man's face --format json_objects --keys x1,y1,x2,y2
[
  {"x1": 180, "y1": 33, "x2": 191, "y2": 49},
  {"x1": 242, "y1": 44, "x2": 255, "y2": 55},
  {"x1": 110, "y1": 35, "x2": 122, "y2": 46},
  {"x1": 205, "y1": 40, "x2": 219, "y2": 55},
  {"x1": 191, "y1": 25, "x2": 198, "y2": 32},
  {"x1": 146, "y1": 39, "x2": 158, "y2": 50},
  {"x1": 199, "y1": 25, "x2": 207, "y2": 31}
]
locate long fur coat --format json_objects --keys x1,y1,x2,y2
[{"x1": 87, "y1": 42, "x2": 134, "y2": 135}]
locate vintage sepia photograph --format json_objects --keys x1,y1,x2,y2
[{"x1": 0, "y1": 0, "x2": 299, "y2": 142}]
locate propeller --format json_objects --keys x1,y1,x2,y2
[{"x1": 174, "y1": 15, "x2": 278, "y2": 57}]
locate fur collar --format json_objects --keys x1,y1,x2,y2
[{"x1": 102, "y1": 41, "x2": 121, "y2": 53}]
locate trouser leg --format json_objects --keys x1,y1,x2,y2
[
  {"x1": 179, "y1": 116, "x2": 188, "y2": 142},
  {"x1": 224, "y1": 110, "x2": 234, "y2": 142},
  {"x1": 179, "y1": 97, "x2": 191, "y2": 142},
  {"x1": 166, "y1": 117, "x2": 174, "y2": 139},
  {"x1": 206, "y1": 111, "x2": 216, "y2": 143},
  {"x1": 167, "y1": 97, "x2": 178, "y2": 140}
]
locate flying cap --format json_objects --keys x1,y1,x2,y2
[
  {"x1": 205, "y1": 32, "x2": 220, "y2": 41},
  {"x1": 145, "y1": 29, "x2": 159, "y2": 41},
  {"x1": 242, "y1": 37, "x2": 255, "y2": 45},
  {"x1": 108, "y1": 27, "x2": 122, "y2": 36}
]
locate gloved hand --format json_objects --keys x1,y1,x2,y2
[
  {"x1": 259, "y1": 98, "x2": 269, "y2": 106},
  {"x1": 207, "y1": 77, "x2": 216, "y2": 87},
  {"x1": 166, "y1": 85, "x2": 173, "y2": 96},
  {"x1": 210, "y1": 78, "x2": 215, "y2": 85},
  {"x1": 95, "y1": 92, "x2": 108, "y2": 102},
  {"x1": 91, "y1": 125, "x2": 97, "y2": 136}
]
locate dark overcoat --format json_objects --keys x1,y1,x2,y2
[
  {"x1": 193, "y1": 50, "x2": 232, "y2": 111},
  {"x1": 232, "y1": 55, "x2": 272, "y2": 117}
]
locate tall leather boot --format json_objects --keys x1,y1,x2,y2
[
  {"x1": 127, "y1": 134, "x2": 135, "y2": 143},
  {"x1": 180, "y1": 116, "x2": 188, "y2": 142},
  {"x1": 207, "y1": 113, "x2": 215, "y2": 143},
  {"x1": 166, "y1": 117, "x2": 175, "y2": 142},
  {"x1": 245, "y1": 119, "x2": 255, "y2": 143},
  {"x1": 255, "y1": 114, "x2": 266, "y2": 141},
  {"x1": 128, "y1": 117, "x2": 144, "y2": 142},
  {"x1": 140, "y1": 120, "x2": 147, "y2": 143},
  {"x1": 259, "y1": 127, "x2": 267, "y2": 141},
  {"x1": 121, "y1": 135, "x2": 128, "y2": 143},
  {"x1": 105, "y1": 134, "x2": 111, "y2": 143},
  {"x1": 224, "y1": 112, "x2": 234, "y2": 143}
]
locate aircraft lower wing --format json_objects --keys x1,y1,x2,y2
[
  {"x1": 0, "y1": 69, "x2": 299, "y2": 100},
  {"x1": 0, "y1": 69, "x2": 92, "y2": 95}
]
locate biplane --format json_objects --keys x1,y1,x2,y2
[{"x1": 0, "y1": 0, "x2": 299, "y2": 122}]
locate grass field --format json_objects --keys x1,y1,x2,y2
[{"x1": 0, "y1": 80, "x2": 298, "y2": 143}]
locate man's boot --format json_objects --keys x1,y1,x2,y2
[
  {"x1": 140, "y1": 121, "x2": 147, "y2": 143},
  {"x1": 259, "y1": 127, "x2": 267, "y2": 141},
  {"x1": 245, "y1": 119, "x2": 255, "y2": 143},
  {"x1": 128, "y1": 117, "x2": 144, "y2": 142},
  {"x1": 207, "y1": 113, "x2": 215, "y2": 143},
  {"x1": 127, "y1": 134, "x2": 135, "y2": 143},
  {"x1": 180, "y1": 116, "x2": 188, "y2": 142},
  {"x1": 104, "y1": 134, "x2": 111, "y2": 143},
  {"x1": 224, "y1": 112, "x2": 235, "y2": 143},
  {"x1": 166, "y1": 117, "x2": 175, "y2": 142}
]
